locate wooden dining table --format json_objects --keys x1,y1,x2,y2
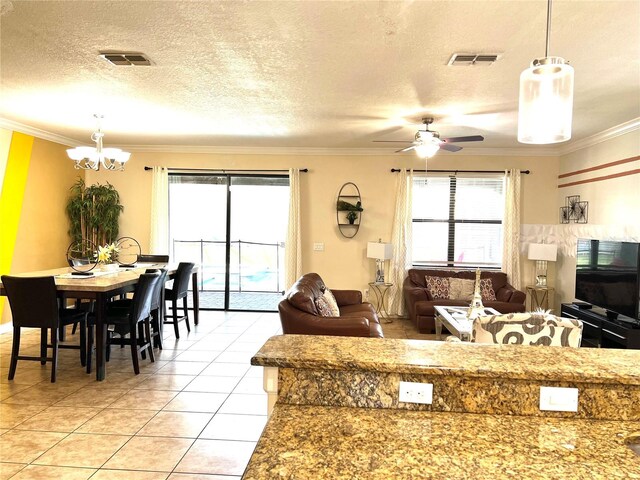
[{"x1": 0, "y1": 263, "x2": 200, "y2": 381}]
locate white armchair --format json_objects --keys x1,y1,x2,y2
[{"x1": 472, "y1": 311, "x2": 583, "y2": 347}]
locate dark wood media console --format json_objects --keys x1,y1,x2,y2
[{"x1": 561, "y1": 303, "x2": 640, "y2": 349}]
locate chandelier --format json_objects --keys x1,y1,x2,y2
[
  {"x1": 67, "y1": 115, "x2": 131, "y2": 171},
  {"x1": 518, "y1": 0, "x2": 574, "y2": 144}
]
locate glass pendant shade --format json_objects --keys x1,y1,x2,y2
[{"x1": 518, "y1": 56, "x2": 574, "y2": 144}]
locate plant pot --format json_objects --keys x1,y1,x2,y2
[{"x1": 101, "y1": 263, "x2": 119, "y2": 273}]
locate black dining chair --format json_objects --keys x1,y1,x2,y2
[
  {"x1": 86, "y1": 272, "x2": 161, "y2": 375},
  {"x1": 137, "y1": 254, "x2": 169, "y2": 263},
  {"x1": 1, "y1": 275, "x2": 88, "y2": 383},
  {"x1": 105, "y1": 268, "x2": 168, "y2": 350},
  {"x1": 164, "y1": 262, "x2": 195, "y2": 339}
]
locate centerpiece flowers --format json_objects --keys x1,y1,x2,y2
[{"x1": 96, "y1": 242, "x2": 119, "y2": 271}]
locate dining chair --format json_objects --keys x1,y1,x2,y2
[
  {"x1": 1, "y1": 275, "x2": 88, "y2": 383},
  {"x1": 105, "y1": 268, "x2": 168, "y2": 350},
  {"x1": 137, "y1": 254, "x2": 169, "y2": 263},
  {"x1": 87, "y1": 272, "x2": 161, "y2": 374},
  {"x1": 164, "y1": 262, "x2": 195, "y2": 339}
]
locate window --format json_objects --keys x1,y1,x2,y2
[{"x1": 412, "y1": 175, "x2": 505, "y2": 268}]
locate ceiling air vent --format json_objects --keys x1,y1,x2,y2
[
  {"x1": 99, "y1": 52, "x2": 152, "y2": 66},
  {"x1": 447, "y1": 53, "x2": 501, "y2": 66}
]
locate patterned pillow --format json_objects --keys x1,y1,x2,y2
[
  {"x1": 323, "y1": 288, "x2": 340, "y2": 316},
  {"x1": 448, "y1": 278, "x2": 474, "y2": 301},
  {"x1": 315, "y1": 296, "x2": 333, "y2": 317},
  {"x1": 425, "y1": 276, "x2": 450, "y2": 299},
  {"x1": 480, "y1": 278, "x2": 497, "y2": 301}
]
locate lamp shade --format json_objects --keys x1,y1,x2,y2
[
  {"x1": 518, "y1": 57, "x2": 574, "y2": 144},
  {"x1": 367, "y1": 242, "x2": 393, "y2": 260},
  {"x1": 527, "y1": 243, "x2": 557, "y2": 262}
]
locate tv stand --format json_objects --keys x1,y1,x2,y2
[
  {"x1": 561, "y1": 303, "x2": 640, "y2": 349},
  {"x1": 605, "y1": 310, "x2": 619, "y2": 321}
]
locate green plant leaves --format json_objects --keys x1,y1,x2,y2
[{"x1": 66, "y1": 177, "x2": 123, "y2": 245}]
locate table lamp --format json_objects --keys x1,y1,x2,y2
[
  {"x1": 527, "y1": 243, "x2": 557, "y2": 287},
  {"x1": 367, "y1": 241, "x2": 393, "y2": 284}
]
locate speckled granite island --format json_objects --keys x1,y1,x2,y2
[{"x1": 244, "y1": 335, "x2": 640, "y2": 479}]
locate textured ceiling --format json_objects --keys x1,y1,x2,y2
[{"x1": 0, "y1": 0, "x2": 638, "y2": 151}]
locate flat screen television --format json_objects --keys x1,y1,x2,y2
[{"x1": 575, "y1": 239, "x2": 640, "y2": 320}]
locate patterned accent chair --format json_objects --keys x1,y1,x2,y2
[{"x1": 472, "y1": 311, "x2": 583, "y2": 347}]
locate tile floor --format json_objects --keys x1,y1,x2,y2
[{"x1": 0, "y1": 311, "x2": 434, "y2": 479}]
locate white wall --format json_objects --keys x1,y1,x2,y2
[{"x1": 555, "y1": 130, "x2": 640, "y2": 308}]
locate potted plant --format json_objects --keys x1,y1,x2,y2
[
  {"x1": 67, "y1": 178, "x2": 123, "y2": 246},
  {"x1": 346, "y1": 211, "x2": 358, "y2": 224}
]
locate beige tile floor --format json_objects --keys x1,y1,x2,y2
[{"x1": 0, "y1": 310, "x2": 433, "y2": 479}]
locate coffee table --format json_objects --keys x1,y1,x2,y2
[{"x1": 434, "y1": 305, "x2": 500, "y2": 342}]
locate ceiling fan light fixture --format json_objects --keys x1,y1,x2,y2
[
  {"x1": 415, "y1": 142, "x2": 440, "y2": 159},
  {"x1": 518, "y1": 0, "x2": 574, "y2": 145}
]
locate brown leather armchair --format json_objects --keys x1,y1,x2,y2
[{"x1": 278, "y1": 273, "x2": 384, "y2": 338}]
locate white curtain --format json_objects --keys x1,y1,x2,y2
[
  {"x1": 149, "y1": 166, "x2": 169, "y2": 255},
  {"x1": 502, "y1": 169, "x2": 522, "y2": 289},
  {"x1": 388, "y1": 169, "x2": 413, "y2": 316},
  {"x1": 284, "y1": 168, "x2": 302, "y2": 289}
]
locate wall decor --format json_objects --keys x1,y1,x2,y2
[
  {"x1": 560, "y1": 194, "x2": 588, "y2": 224},
  {"x1": 336, "y1": 182, "x2": 362, "y2": 238}
]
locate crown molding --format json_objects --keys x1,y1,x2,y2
[
  {"x1": 123, "y1": 145, "x2": 559, "y2": 157},
  {"x1": 1, "y1": 116, "x2": 636, "y2": 158},
  {"x1": 558, "y1": 117, "x2": 640, "y2": 155},
  {"x1": 0, "y1": 118, "x2": 80, "y2": 147}
]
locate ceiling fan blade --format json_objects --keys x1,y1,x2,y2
[
  {"x1": 441, "y1": 135, "x2": 484, "y2": 143},
  {"x1": 373, "y1": 140, "x2": 413, "y2": 143},
  {"x1": 396, "y1": 146, "x2": 416, "y2": 153},
  {"x1": 439, "y1": 143, "x2": 463, "y2": 152}
]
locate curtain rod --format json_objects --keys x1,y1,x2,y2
[
  {"x1": 390, "y1": 169, "x2": 530, "y2": 174},
  {"x1": 144, "y1": 167, "x2": 308, "y2": 173}
]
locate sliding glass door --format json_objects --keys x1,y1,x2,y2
[{"x1": 168, "y1": 174, "x2": 289, "y2": 311}]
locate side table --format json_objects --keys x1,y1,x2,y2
[
  {"x1": 368, "y1": 282, "x2": 393, "y2": 324},
  {"x1": 526, "y1": 285, "x2": 554, "y2": 312}
]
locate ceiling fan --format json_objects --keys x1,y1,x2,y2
[{"x1": 374, "y1": 117, "x2": 484, "y2": 158}]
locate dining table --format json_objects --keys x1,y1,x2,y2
[{"x1": 0, "y1": 262, "x2": 200, "y2": 381}]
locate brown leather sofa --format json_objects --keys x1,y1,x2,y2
[
  {"x1": 278, "y1": 273, "x2": 384, "y2": 338},
  {"x1": 403, "y1": 269, "x2": 526, "y2": 333}
]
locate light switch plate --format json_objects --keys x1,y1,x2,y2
[
  {"x1": 313, "y1": 242, "x2": 324, "y2": 251},
  {"x1": 399, "y1": 381, "x2": 433, "y2": 405},
  {"x1": 539, "y1": 386, "x2": 579, "y2": 412}
]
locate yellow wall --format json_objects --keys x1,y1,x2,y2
[
  {"x1": 1, "y1": 133, "x2": 82, "y2": 324},
  {"x1": 87, "y1": 151, "x2": 559, "y2": 294}
]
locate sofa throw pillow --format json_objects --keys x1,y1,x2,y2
[
  {"x1": 315, "y1": 295, "x2": 334, "y2": 317},
  {"x1": 425, "y1": 276, "x2": 450, "y2": 299},
  {"x1": 448, "y1": 278, "x2": 474, "y2": 301},
  {"x1": 323, "y1": 288, "x2": 340, "y2": 316},
  {"x1": 480, "y1": 278, "x2": 497, "y2": 301}
]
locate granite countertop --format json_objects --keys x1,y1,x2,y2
[
  {"x1": 251, "y1": 335, "x2": 640, "y2": 385},
  {"x1": 243, "y1": 404, "x2": 640, "y2": 480}
]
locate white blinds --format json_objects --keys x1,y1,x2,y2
[{"x1": 412, "y1": 175, "x2": 505, "y2": 268}]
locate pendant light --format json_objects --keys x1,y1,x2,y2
[{"x1": 518, "y1": 0, "x2": 574, "y2": 144}]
